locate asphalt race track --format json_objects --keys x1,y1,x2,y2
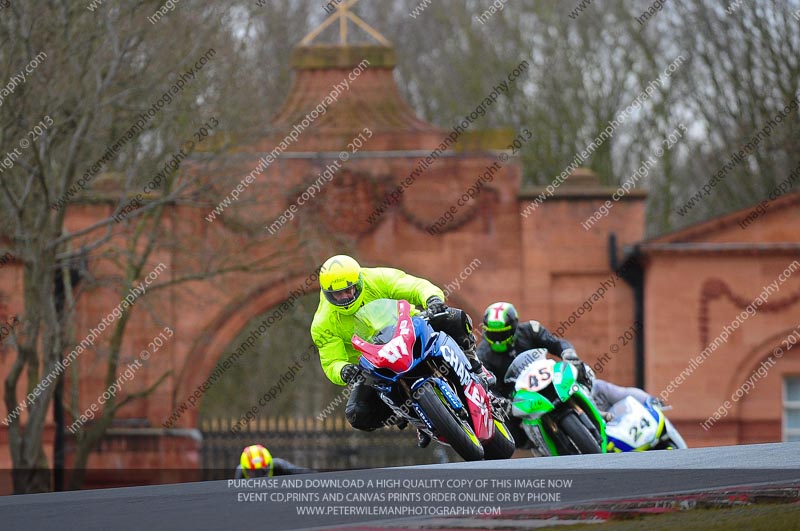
[{"x1": 1, "y1": 442, "x2": 799, "y2": 531}]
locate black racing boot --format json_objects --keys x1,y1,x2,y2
[
  {"x1": 466, "y1": 356, "x2": 496, "y2": 391},
  {"x1": 490, "y1": 394, "x2": 512, "y2": 421},
  {"x1": 417, "y1": 429, "x2": 432, "y2": 448},
  {"x1": 461, "y1": 335, "x2": 495, "y2": 390}
]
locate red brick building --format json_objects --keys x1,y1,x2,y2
[
  {"x1": 641, "y1": 194, "x2": 800, "y2": 445},
  {"x1": 1, "y1": 33, "x2": 798, "y2": 493}
]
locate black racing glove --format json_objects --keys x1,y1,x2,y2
[
  {"x1": 491, "y1": 395, "x2": 513, "y2": 417},
  {"x1": 425, "y1": 296, "x2": 447, "y2": 315},
  {"x1": 340, "y1": 364, "x2": 362, "y2": 385},
  {"x1": 561, "y1": 348, "x2": 581, "y2": 363}
]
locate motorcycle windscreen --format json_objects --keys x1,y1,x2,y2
[
  {"x1": 353, "y1": 298, "x2": 401, "y2": 343},
  {"x1": 513, "y1": 358, "x2": 557, "y2": 392},
  {"x1": 607, "y1": 395, "x2": 639, "y2": 419},
  {"x1": 606, "y1": 396, "x2": 661, "y2": 451},
  {"x1": 503, "y1": 349, "x2": 550, "y2": 385},
  {"x1": 351, "y1": 299, "x2": 416, "y2": 373}
]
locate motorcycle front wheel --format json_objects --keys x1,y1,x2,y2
[
  {"x1": 416, "y1": 383, "x2": 485, "y2": 461},
  {"x1": 559, "y1": 411, "x2": 602, "y2": 454},
  {"x1": 482, "y1": 419, "x2": 516, "y2": 460}
]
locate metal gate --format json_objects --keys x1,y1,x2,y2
[{"x1": 199, "y1": 416, "x2": 455, "y2": 479}]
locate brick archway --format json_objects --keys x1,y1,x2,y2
[
  {"x1": 726, "y1": 327, "x2": 798, "y2": 394},
  {"x1": 170, "y1": 263, "x2": 487, "y2": 427},
  {"x1": 172, "y1": 274, "x2": 319, "y2": 427},
  {"x1": 724, "y1": 327, "x2": 800, "y2": 442}
]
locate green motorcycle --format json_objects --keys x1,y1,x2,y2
[{"x1": 505, "y1": 350, "x2": 606, "y2": 456}]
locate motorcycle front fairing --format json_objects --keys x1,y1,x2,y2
[
  {"x1": 605, "y1": 396, "x2": 664, "y2": 452},
  {"x1": 506, "y1": 354, "x2": 606, "y2": 455},
  {"x1": 423, "y1": 327, "x2": 494, "y2": 440},
  {"x1": 367, "y1": 317, "x2": 467, "y2": 416},
  {"x1": 354, "y1": 315, "x2": 436, "y2": 384},
  {"x1": 351, "y1": 299, "x2": 493, "y2": 441}
]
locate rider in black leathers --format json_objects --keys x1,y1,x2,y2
[{"x1": 477, "y1": 302, "x2": 594, "y2": 448}]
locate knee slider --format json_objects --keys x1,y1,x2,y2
[{"x1": 345, "y1": 402, "x2": 376, "y2": 431}]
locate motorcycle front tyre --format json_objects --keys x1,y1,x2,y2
[
  {"x1": 559, "y1": 411, "x2": 602, "y2": 454},
  {"x1": 416, "y1": 383, "x2": 485, "y2": 461}
]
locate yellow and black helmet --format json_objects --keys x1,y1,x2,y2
[{"x1": 319, "y1": 255, "x2": 365, "y2": 315}]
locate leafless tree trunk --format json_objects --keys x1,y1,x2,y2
[{"x1": 0, "y1": 0, "x2": 296, "y2": 493}]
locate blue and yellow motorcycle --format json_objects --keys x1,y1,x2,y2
[{"x1": 604, "y1": 396, "x2": 688, "y2": 452}]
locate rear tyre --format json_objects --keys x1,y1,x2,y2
[
  {"x1": 560, "y1": 411, "x2": 602, "y2": 454},
  {"x1": 482, "y1": 419, "x2": 516, "y2": 460},
  {"x1": 417, "y1": 383, "x2": 484, "y2": 461}
]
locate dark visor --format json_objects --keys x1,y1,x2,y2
[
  {"x1": 245, "y1": 466, "x2": 269, "y2": 478},
  {"x1": 485, "y1": 330, "x2": 512, "y2": 343},
  {"x1": 323, "y1": 282, "x2": 362, "y2": 307}
]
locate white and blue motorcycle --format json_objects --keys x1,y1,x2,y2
[{"x1": 604, "y1": 396, "x2": 688, "y2": 452}]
